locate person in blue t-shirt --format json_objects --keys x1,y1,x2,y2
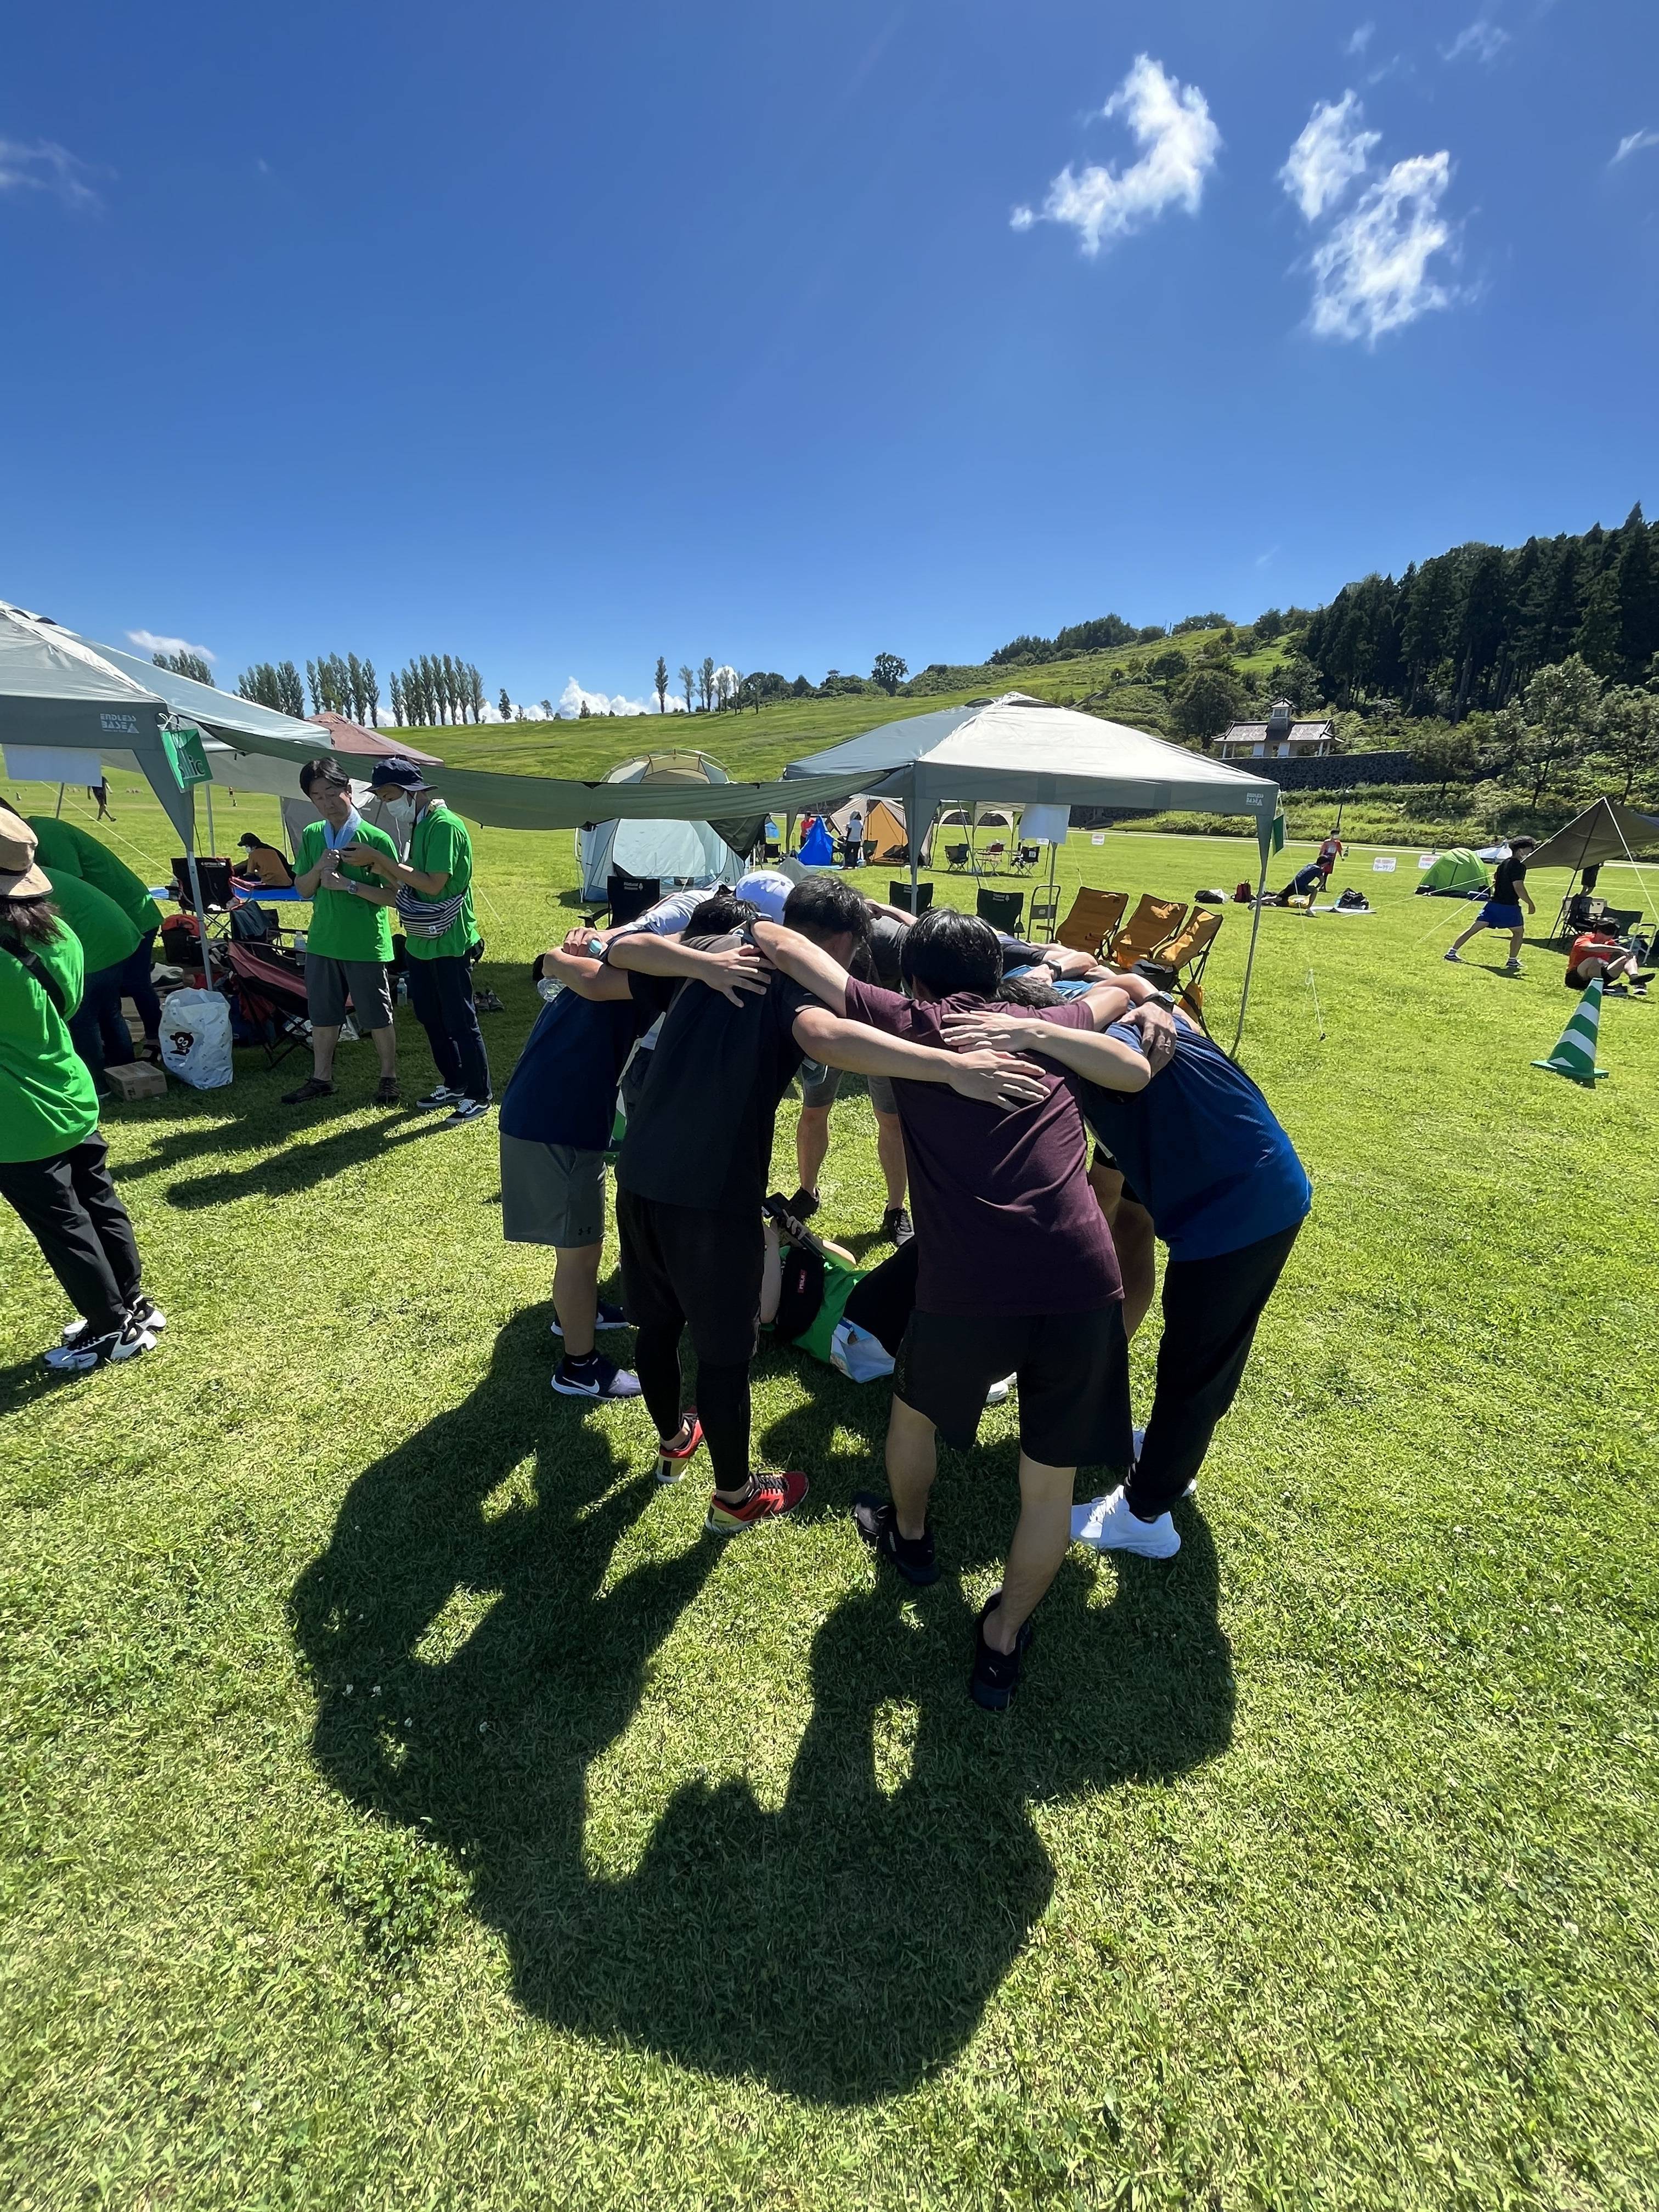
[{"x1": 941, "y1": 983, "x2": 1310, "y2": 1564}]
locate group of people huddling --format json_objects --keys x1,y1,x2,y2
[
  {"x1": 498, "y1": 867, "x2": 1311, "y2": 1711},
  {"x1": 1, "y1": 780, "x2": 1313, "y2": 1708}
]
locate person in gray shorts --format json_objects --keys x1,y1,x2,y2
[
  {"x1": 283, "y1": 757, "x2": 402, "y2": 1108},
  {"x1": 791, "y1": 903, "x2": 914, "y2": 1243}
]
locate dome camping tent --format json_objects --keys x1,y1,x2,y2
[
  {"x1": 827, "y1": 795, "x2": 909, "y2": 862},
  {"x1": 1417, "y1": 848, "x2": 1490, "y2": 899},
  {"x1": 575, "y1": 751, "x2": 747, "y2": 901}
]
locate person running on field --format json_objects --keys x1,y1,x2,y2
[
  {"x1": 0, "y1": 808, "x2": 161, "y2": 1374},
  {"x1": 283, "y1": 758, "x2": 401, "y2": 1108},
  {"x1": 1315, "y1": 828, "x2": 1344, "y2": 891},
  {"x1": 25, "y1": 811, "x2": 165, "y2": 1064},
  {"x1": 943, "y1": 978, "x2": 1310, "y2": 1562},
  {"x1": 572, "y1": 881, "x2": 1047, "y2": 1538},
  {"x1": 1446, "y1": 837, "x2": 1537, "y2": 974},
  {"x1": 755, "y1": 904, "x2": 1170, "y2": 1710},
  {"x1": 347, "y1": 759, "x2": 490, "y2": 1124}
]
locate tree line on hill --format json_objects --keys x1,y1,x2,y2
[{"x1": 1302, "y1": 507, "x2": 1659, "y2": 718}]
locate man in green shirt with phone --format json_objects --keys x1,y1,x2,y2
[
  {"x1": 347, "y1": 758, "x2": 490, "y2": 1127},
  {"x1": 283, "y1": 758, "x2": 402, "y2": 1108}
]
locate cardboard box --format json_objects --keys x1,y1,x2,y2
[{"x1": 104, "y1": 1060, "x2": 167, "y2": 1101}]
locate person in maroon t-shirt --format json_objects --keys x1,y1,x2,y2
[{"x1": 753, "y1": 906, "x2": 1173, "y2": 1712}]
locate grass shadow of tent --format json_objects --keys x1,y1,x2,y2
[{"x1": 290, "y1": 1310, "x2": 1234, "y2": 2105}]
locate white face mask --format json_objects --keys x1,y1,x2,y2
[{"x1": 379, "y1": 795, "x2": 415, "y2": 831}]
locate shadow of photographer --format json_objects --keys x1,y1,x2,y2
[{"x1": 291, "y1": 1310, "x2": 1234, "y2": 2106}]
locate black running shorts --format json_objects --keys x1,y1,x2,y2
[
  {"x1": 616, "y1": 1188, "x2": 763, "y2": 1367},
  {"x1": 893, "y1": 1304, "x2": 1133, "y2": 1470}
]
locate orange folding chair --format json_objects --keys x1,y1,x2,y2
[
  {"x1": 1107, "y1": 894, "x2": 1188, "y2": 971},
  {"x1": 1053, "y1": 888, "x2": 1128, "y2": 957},
  {"x1": 1143, "y1": 907, "x2": 1224, "y2": 1016}
]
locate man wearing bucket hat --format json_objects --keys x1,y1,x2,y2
[
  {"x1": 0, "y1": 804, "x2": 162, "y2": 1373},
  {"x1": 345, "y1": 759, "x2": 491, "y2": 1126}
]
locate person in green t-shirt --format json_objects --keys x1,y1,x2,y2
[
  {"x1": 26, "y1": 812, "x2": 165, "y2": 1054},
  {"x1": 347, "y1": 759, "x2": 491, "y2": 1125},
  {"x1": 0, "y1": 805, "x2": 161, "y2": 1373},
  {"x1": 41, "y1": 866, "x2": 143, "y2": 1088},
  {"x1": 282, "y1": 758, "x2": 402, "y2": 1108}
]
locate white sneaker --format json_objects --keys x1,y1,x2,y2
[
  {"x1": 1071, "y1": 1485, "x2": 1181, "y2": 1559},
  {"x1": 1443, "y1": 950, "x2": 1462, "y2": 964},
  {"x1": 43, "y1": 1319, "x2": 157, "y2": 1375},
  {"x1": 1504, "y1": 958, "x2": 1523, "y2": 975},
  {"x1": 60, "y1": 1297, "x2": 166, "y2": 1346},
  {"x1": 985, "y1": 1372, "x2": 1017, "y2": 1408}
]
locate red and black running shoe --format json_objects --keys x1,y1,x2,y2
[
  {"x1": 655, "y1": 1413, "x2": 703, "y2": 1485},
  {"x1": 705, "y1": 1470, "x2": 809, "y2": 1535}
]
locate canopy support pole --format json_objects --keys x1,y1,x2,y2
[
  {"x1": 205, "y1": 785, "x2": 217, "y2": 856},
  {"x1": 54, "y1": 783, "x2": 65, "y2": 817},
  {"x1": 1229, "y1": 842, "x2": 1271, "y2": 1060}
]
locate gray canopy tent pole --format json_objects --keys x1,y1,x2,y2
[{"x1": 1229, "y1": 813, "x2": 1278, "y2": 1060}]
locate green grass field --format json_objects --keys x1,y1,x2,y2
[{"x1": 3, "y1": 777, "x2": 1657, "y2": 2209}]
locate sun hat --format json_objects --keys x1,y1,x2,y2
[
  {"x1": 0, "y1": 805, "x2": 51, "y2": 900},
  {"x1": 368, "y1": 757, "x2": 433, "y2": 792},
  {"x1": 734, "y1": 867, "x2": 794, "y2": 922}
]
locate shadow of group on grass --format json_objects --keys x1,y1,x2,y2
[{"x1": 290, "y1": 1307, "x2": 1235, "y2": 2104}]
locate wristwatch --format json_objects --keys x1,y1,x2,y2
[{"x1": 1142, "y1": 989, "x2": 1176, "y2": 1012}]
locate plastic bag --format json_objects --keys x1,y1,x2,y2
[
  {"x1": 830, "y1": 1321, "x2": 895, "y2": 1384},
  {"x1": 159, "y1": 988, "x2": 233, "y2": 1090}
]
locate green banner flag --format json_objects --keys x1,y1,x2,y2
[
  {"x1": 161, "y1": 721, "x2": 213, "y2": 789},
  {"x1": 1270, "y1": 809, "x2": 1286, "y2": 855}
]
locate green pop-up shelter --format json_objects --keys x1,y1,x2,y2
[{"x1": 1417, "y1": 848, "x2": 1489, "y2": 898}]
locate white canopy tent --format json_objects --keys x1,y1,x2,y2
[
  {"x1": 574, "y1": 751, "x2": 747, "y2": 900},
  {"x1": 786, "y1": 693, "x2": 1284, "y2": 1048}
]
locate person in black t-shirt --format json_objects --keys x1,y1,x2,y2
[
  {"x1": 566, "y1": 882, "x2": 1051, "y2": 1539},
  {"x1": 1446, "y1": 838, "x2": 1537, "y2": 973}
]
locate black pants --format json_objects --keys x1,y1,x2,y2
[
  {"x1": 116, "y1": 930, "x2": 162, "y2": 1042},
  {"x1": 617, "y1": 1189, "x2": 762, "y2": 1492},
  {"x1": 1128, "y1": 1222, "x2": 1302, "y2": 1517},
  {"x1": 0, "y1": 1133, "x2": 143, "y2": 1335},
  {"x1": 405, "y1": 954, "x2": 490, "y2": 1102},
  {"x1": 67, "y1": 962, "x2": 136, "y2": 1081}
]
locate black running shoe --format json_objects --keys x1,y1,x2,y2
[
  {"x1": 787, "y1": 1186, "x2": 820, "y2": 1222},
  {"x1": 881, "y1": 1205, "x2": 915, "y2": 1245},
  {"x1": 971, "y1": 1589, "x2": 1034, "y2": 1712},
  {"x1": 852, "y1": 1491, "x2": 939, "y2": 1585}
]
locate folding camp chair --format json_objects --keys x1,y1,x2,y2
[
  {"x1": 976, "y1": 887, "x2": 1025, "y2": 934},
  {"x1": 1132, "y1": 908, "x2": 1223, "y2": 1018},
  {"x1": 944, "y1": 843, "x2": 972, "y2": 872},
  {"x1": 1028, "y1": 886, "x2": 1060, "y2": 937},
  {"x1": 1054, "y1": 888, "x2": 1128, "y2": 957},
  {"x1": 889, "y1": 879, "x2": 934, "y2": 915},
  {"x1": 1107, "y1": 895, "x2": 1188, "y2": 972},
  {"x1": 225, "y1": 940, "x2": 312, "y2": 1069},
  {"x1": 1011, "y1": 843, "x2": 1041, "y2": 874},
  {"x1": 981, "y1": 840, "x2": 1008, "y2": 872}
]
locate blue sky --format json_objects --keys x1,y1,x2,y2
[{"x1": 3, "y1": 0, "x2": 1656, "y2": 716}]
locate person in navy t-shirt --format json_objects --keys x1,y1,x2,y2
[{"x1": 941, "y1": 989, "x2": 1310, "y2": 1564}]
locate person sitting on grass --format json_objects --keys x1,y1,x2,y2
[
  {"x1": 0, "y1": 807, "x2": 162, "y2": 1375},
  {"x1": 283, "y1": 758, "x2": 402, "y2": 1109},
  {"x1": 566, "y1": 882, "x2": 1049, "y2": 1540},
  {"x1": 754, "y1": 904, "x2": 1173, "y2": 1712},
  {"x1": 942, "y1": 974, "x2": 1311, "y2": 1564},
  {"x1": 1445, "y1": 837, "x2": 1537, "y2": 974},
  {"x1": 1564, "y1": 927, "x2": 1652, "y2": 998}
]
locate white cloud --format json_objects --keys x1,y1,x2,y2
[
  {"x1": 1441, "y1": 20, "x2": 1509, "y2": 63},
  {"x1": 1613, "y1": 129, "x2": 1659, "y2": 163},
  {"x1": 555, "y1": 677, "x2": 686, "y2": 719},
  {"x1": 1011, "y1": 54, "x2": 1221, "y2": 256},
  {"x1": 1345, "y1": 22, "x2": 1375, "y2": 56},
  {"x1": 0, "y1": 137, "x2": 101, "y2": 209},
  {"x1": 1280, "y1": 93, "x2": 1379, "y2": 222},
  {"x1": 127, "y1": 628, "x2": 216, "y2": 663},
  {"x1": 1306, "y1": 152, "x2": 1457, "y2": 345}
]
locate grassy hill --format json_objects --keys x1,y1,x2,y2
[{"x1": 392, "y1": 634, "x2": 1295, "y2": 785}]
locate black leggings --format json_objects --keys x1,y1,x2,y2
[
  {"x1": 0, "y1": 1133, "x2": 143, "y2": 1335},
  {"x1": 635, "y1": 1329, "x2": 751, "y2": 1493}
]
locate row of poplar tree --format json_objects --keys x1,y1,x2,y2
[{"x1": 231, "y1": 651, "x2": 487, "y2": 727}]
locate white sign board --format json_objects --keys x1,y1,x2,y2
[
  {"x1": 1373, "y1": 856, "x2": 1397, "y2": 873},
  {"x1": 1418, "y1": 854, "x2": 1436, "y2": 868},
  {"x1": 1090, "y1": 832, "x2": 1105, "y2": 847}
]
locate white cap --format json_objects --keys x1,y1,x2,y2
[{"x1": 734, "y1": 867, "x2": 793, "y2": 923}]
